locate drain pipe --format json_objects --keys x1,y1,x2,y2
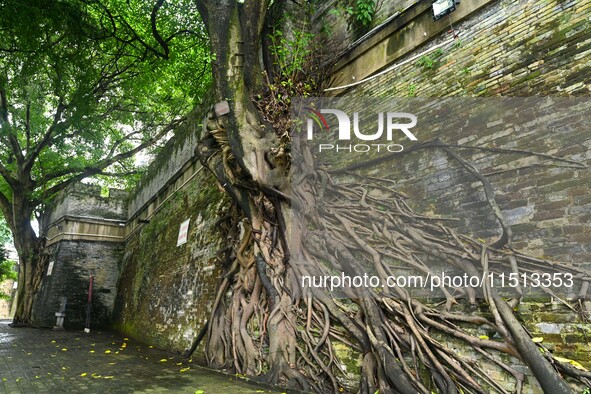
[{"x1": 84, "y1": 275, "x2": 93, "y2": 333}]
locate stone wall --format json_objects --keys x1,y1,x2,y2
[
  {"x1": 0, "y1": 278, "x2": 15, "y2": 318},
  {"x1": 112, "y1": 168, "x2": 227, "y2": 355},
  {"x1": 32, "y1": 183, "x2": 128, "y2": 328},
  {"x1": 112, "y1": 100, "x2": 228, "y2": 356},
  {"x1": 332, "y1": 0, "x2": 590, "y2": 97},
  {"x1": 314, "y1": 0, "x2": 591, "y2": 390}
]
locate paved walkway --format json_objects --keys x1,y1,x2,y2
[{"x1": 0, "y1": 320, "x2": 281, "y2": 393}]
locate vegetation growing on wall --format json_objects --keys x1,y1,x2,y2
[
  {"x1": 324, "y1": 0, "x2": 377, "y2": 38},
  {"x1": 347, "y1": 0, "x2": 377, "y2": 34}
]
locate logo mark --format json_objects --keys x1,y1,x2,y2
[
  {"x1": 305, "y1": 109, "x2": 418, "y2": 141},
  {"x1": 305, "y1": 107, "x2": 330, "y2": 138}
]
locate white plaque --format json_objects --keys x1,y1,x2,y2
[
  {"x1": 177, "y1": 219, "x2": 190, "y2": 246},
  {"x1": 47, "y1": 261, "x2": 55, "y2": 276}
]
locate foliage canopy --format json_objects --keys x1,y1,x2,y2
[{"x1": 0, "y1": 0, "x2": 211, "y2": 204}]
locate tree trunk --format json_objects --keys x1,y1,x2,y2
[
  {"x1": 10, "y1": 198, "x2": 45, "y2": 326},
  {"x1": 195, "y1": 0, "x2": 305, "y2": 387}
]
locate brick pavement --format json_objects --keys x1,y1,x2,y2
[{"x1": 0, "y1": 320, "x2": 281, "y2": 394}]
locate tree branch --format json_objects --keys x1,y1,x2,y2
[
  {"x1": 7, "y1": 134, "x2": 24, "y2": 165},
  {"x1": 25, "y1": 102, "x2": 31, "y2": 150},
  {"x1": 0, "y1": 162, "x2": 17, "y2": 189},
  {"x1": 24, "y1": 100, "x2": 66, "y2": 171},
  {"x1": 115, "y1": 7, "x2": 168, "y2": 60},
  {"x1": 41, "y1": 117, "x2": 183, "y2": 196},
  {"x1": 194, "y1": 0, "x2": 211, "y2": 29},
  {"x1": 151, "y1": 0, "x2": 169, "y2": 59},
  {"x1": 0, "y1": 85, "x2": 8, "y2": 123},
  {"x1": 97, "y1": 170, "x2": 141, "y2": 177},
  {"x1": 106, "y1": 130, "x2": 144, "y2": 159}
]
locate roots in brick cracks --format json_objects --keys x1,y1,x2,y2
[{"x1": 194, "y1": 134, "x2": 591, "y2": 393}]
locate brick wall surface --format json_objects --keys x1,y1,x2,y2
[
  {"x1": 32, "y1": 184, "x2": 128, "y2": 328},
  {"x1": 345, "y1": 0, "x2": 590, "y2": 97},
  {"x1": 112, "y1": 168, "x2": 227, "y2": 356},
  {"x1": 317, "y1": 0, "x2": 591, "y2": 390},
  {"x1": 0, "y1": 279, "x2": 14, "y2": 318},
  {"x1": 33, "y1": 241, "x2": 124, "y2": 328}
]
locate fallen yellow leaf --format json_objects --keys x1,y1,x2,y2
[
  {"x1": 553, "y1": 356, "x2": 588, "y2": 370},
  {"x1": 569, "y1": 360, "x2": 587, "y2": 370},
  {"x1": 61, "y1": 348, "x2": 67, "y2": 352},
  {"x1": 532, "y1": 337, "x2": 544, "y2": 343},
  {"x1": 478, "y1": 335, "x2": 489, "y2": 340},
  {"x1": 160, "y1": 359, "x2": 168, "y2": 362},
  {"x1": 104, "y1": 350, "x2": 111, "y2": 354},
  {"x1": 80, "y1": 373, "x2": 87, "y2": 377}
]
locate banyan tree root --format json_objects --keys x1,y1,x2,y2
[{"x1": 197, "y1": 115, "x2": 590, "y2": 392}]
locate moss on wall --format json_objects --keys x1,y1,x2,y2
[{"x1": 113, "y1": 169, "x2": 228, "y2": 355}]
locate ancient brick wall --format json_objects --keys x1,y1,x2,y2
[
  {"x1": 32, "y1": 184, "x2": 128, "y2": 328},
  {"x1": 111, "y1": 99, "x2": 228, "y2": 356},
  {"x1": 0, "y1": 279, "x2": 15, "y2": 318},
  {"x1": 112, "y1": 167, "x2": 227, "y2": 355},
  {"x1": 333, "y1": 0, "x2": 590, "y2": 97},
  {"x1": 314, "y1": 0, "x2": 591, "y2": 391}
]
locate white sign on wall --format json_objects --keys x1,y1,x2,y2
[
  {"x1": 47, "y1": 261, "x2": 55, "y2": 276},
  {"x1": 177, "y1": 219, "x2": 190, "y2": 246}
]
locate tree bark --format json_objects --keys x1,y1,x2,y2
[
  {"x1": 9, "y1": 196, "x2": 45, "y2": 326},
  {"x1": 196, "y1": 0, "x2": 304, "y2": 387}
]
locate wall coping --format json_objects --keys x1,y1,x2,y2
[{"x1": 328, "y1": 0, "x2": 496, "y2": 94}]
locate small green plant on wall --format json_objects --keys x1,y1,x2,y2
[
  {"x1": 345, "y1": 0, "x2": 376, "y2": 37},
  {"x1": 416, "y1": 48, "x2": 444, "y2": 71},
  {"x1": 268, "y1": 29, "x2": 315, "y2": 88}
]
